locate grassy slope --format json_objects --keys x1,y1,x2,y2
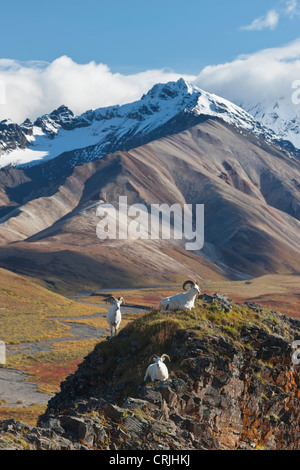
[
  {"x1": 0, "y1": 267, "x2": 102, "y2": 423},
  {"x1": 0, "y1": 267, "x2": 101, "y2": 344},
  {"x1": 0, "y1": 268, "x2": 146, "y2": 424}
]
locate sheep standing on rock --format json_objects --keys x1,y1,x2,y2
[
  {"x1": 144, "y1": 354, "x2": 171, "y2": 382},
  {"x1": 106, "y1": 296, "x2": 124, "y2": 339},
  {"x1": 158, "y1": 280, "x2": 200, "y2": 312}
]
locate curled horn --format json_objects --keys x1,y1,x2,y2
[
  {"x1": 118, "y1": 297, "x2": 124, "y2": 303},
  {"x1": 107, "y1": 296, "x2": 117, "y2": 303},
  {"x1": 161, "y1": 354, "x2": 171, "y2": 362},
  {"x1": 149, "y1": 354, "x2": 158, "y2": 363},
  {"x1": 183, "y1": 280, "x2": 195, "y2": 291}
]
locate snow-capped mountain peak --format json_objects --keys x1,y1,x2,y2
[{"x1": 0, "y1": 79, "x2": 291, "y2": 169}]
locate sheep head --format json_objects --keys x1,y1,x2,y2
[
  {"x1": 149, "y1": 354, "x2": 171, "y2": 363},
  {"x1": 183, "y1": 280, "x2": 200, "y2": 295},
  {"x1": 107, "y1": 296, "x2": 124, "y2": 306},
  {"x1": 183, "y1": 280, "x2": 195, "y2": 290}
]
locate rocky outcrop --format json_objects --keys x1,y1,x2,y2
[
  {"x1": 34, "y1": 105, "x2": 91, "y2": 138},
  {"x1": 199, "y1": 293, "x2": 233, "y2": 312},
  {"x1": 1, "y1": 298, "x2": 300, "y2": 450},
  {"x1": 0, "y1": 120, "x2": 29, "y2": 153}
]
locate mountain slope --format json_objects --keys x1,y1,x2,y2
[{"x1": 0, "y1": 118, "x2": 299, "y2": 291}]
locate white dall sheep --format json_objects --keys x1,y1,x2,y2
[
  {"x1": 106, "y1": 296, "x2": 124, "y2": 339},
  {"x1": 158, "y1": 280, "x2": 200, "y2": 312},
  {"x1": 144, "y1": 354, "x2": 170, "y2": 382}
]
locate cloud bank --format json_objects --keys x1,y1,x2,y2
[
  {"x1": 1, "y1": 38, "x2": 300, "y2": 124},
  {"x1": 0, "y1": 56, "x2": 195, "y2": 123},
  {"x1": 194, "y1": 38, "x2": 300, "y2": 108}
]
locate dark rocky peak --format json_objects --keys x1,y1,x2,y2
[
  {"x1": 34, "y1": 105, "x2": 91, "y2": 136},
  {"x1": 0, "y1": 119, "x2": 28, "y2": 152},
  {"x1": 20, "y1": 118, "x2": 33, "y2": 136},
  {"x1": 143, "y1": 78, "x2": 192, "y2": 101}
]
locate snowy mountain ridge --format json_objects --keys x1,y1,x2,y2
[
  {"x1": 242, "y1": 96, "x2": 300, "y2": 151},
  {"x1": 0, "y1": 78, "x2": 295, "y2": 169}
]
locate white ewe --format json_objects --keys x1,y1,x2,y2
[
  {"x1": 106, "y1": 296, "x2": 124, "y2": 339},
  {"x1": 144, "y1": 354, "x2": 170, "y2": 382},
  {"x1": 158, "y1": 280, "x2": 200, "y2": 312}
]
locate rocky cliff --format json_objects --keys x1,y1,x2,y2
[{"x1": 1, "y1": 295, "x2": 300, "y2": 450}]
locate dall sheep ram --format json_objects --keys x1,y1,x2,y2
[
  {"x1": 144, "y1": 354, "x2": 170, "y2": 382},
  {"x1": 106, "y1": 296, "x2": 124, "y2": 339},
  {"x1": 158, "y1": 280, "x2": 200, "y2": 312}
]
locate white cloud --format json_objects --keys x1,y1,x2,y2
[
  {"x1": 240, "y1": 2, "x2": 300, "y2": 32},
  {"x1": 285, "y1": 0, "x2": 298, "y2": 17},
  {"x1": 240, "y1": 9, "x2": 280, "y2": 31},
  {"x1": 194, "y1": 38, "x2": 300, "y2": 107},
  {"x1": 0, "y1": 56, "x2": 195, "y2": 123}
]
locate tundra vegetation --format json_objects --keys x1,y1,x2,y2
[
  {"x1": 1, "y1": 287, "x2": 300, "y2": 449},
  {"x1": 1, "y1": 269, "x2": 299, "y2": 428}
]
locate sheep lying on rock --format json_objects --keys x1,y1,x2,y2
[
  {"x1": 158, "y1": 280, "x2": 200, "y2": 312},
  {"x1": 144, "y1": 354, "x2": 171, "y2": 382}
]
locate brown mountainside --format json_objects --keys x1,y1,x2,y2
[{"x1": 0, "y1": 119, "x2": 299, "y2": 291}]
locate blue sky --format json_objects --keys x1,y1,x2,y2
[
  {"x1": 1, "y1": 0, "x2": 300, "y2": 122},
  {"x1": 1, "y1": 0, "x2": 300, "y2": 73}
]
